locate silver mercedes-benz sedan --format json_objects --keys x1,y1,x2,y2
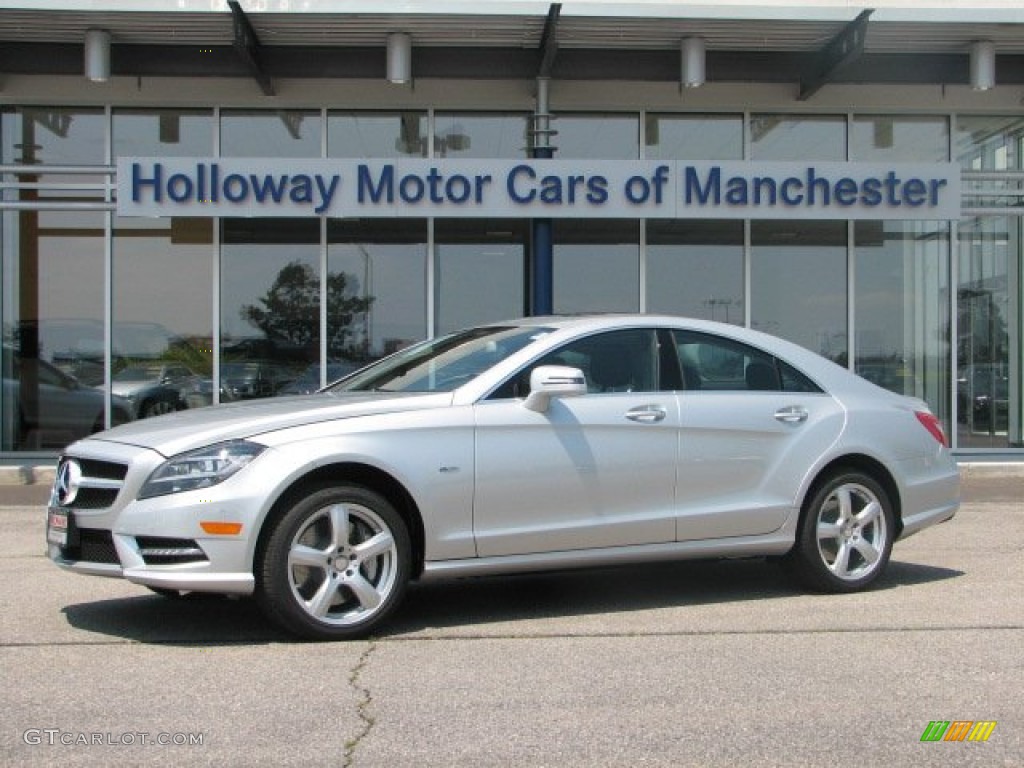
[{"x1": 46, "y1": 315, "x2": 959, "y2": 640}]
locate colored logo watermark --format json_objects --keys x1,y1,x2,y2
[{"x1": 920, "y1": 721, "x2": 997, "y2": 742}]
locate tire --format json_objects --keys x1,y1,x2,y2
[
  {"x1": 256, "y1": 486, "x2": 410, "y2": 640},
  {"x1": 141, "y1": 398, "x2": 177, "y2": 418},
  {"x1": 785, "y1": 470, "x2": 895, "y2": 593}
]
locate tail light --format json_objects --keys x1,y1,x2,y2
[{"x1": 915, "y1": 411, "x2": 948, "y2": 447}]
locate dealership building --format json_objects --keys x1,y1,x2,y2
[{"x1": 0, "y1": 0, "x2": 1022, "y2": 460}]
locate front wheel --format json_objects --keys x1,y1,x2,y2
[
  {"x1": 785, "y1": 470, "x2": 895, "y2": 593},
  {"x1": 256, "y1": 486, "x2": 410, "y2": 640},
  {"x1": 140, "y1": 397, "x2": 177, "y2": 418}
]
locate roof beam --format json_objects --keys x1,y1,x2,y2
[
  {"x1": 228, "y1": 0, "x2": 274, "y2": 96},
  {"x1": 799, "y1": 9, "x2": 872, "y2": 101},
  {"x1": 537, "y1": 3, "x2": 561, "y2": 78}
]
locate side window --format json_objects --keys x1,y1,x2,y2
[
  {"x1": 672, "y1": 331, "x2": 782, "y2": 392},
  {"x1": 490, "y1": 328, "x2": 660, "y2": 398},
  {"x1": 574, "y1": 329, "x2": 659, "y2": 393},
  {"x1": 779, "y1": 360, "x2": 824, "y2": 393}
]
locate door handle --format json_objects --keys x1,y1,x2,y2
[
  {"x1": 626, "y1": 405, "x2": 668, "y2": 423},
  {"x1": 775, "y1": 405, "x2": 809, "y2": 424}
]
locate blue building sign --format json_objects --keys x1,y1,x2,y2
[{"x1": 118, "y1": 158, "x2": 960, "y2": 220}]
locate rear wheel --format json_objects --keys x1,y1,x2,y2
[
  {"x1": 256, "y1": 486, "x2": 410, "y2": 640},
  {"x1": 786, "y1": 470, "x2": 894, "y2": 592}
]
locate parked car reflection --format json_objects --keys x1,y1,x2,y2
[
  {"x1": 278, "y1": 361, "x2": 362, "y2": 395},
  {"x1": 182, "y1": 377, "x2": 237, "y2": 410},
  {"x1": 2, "y1": 348, "x2": 132, "y2": 450},
  {"x1": 110, "y1": 362, "x2": 197, "y2": 419},
  {"x1": 221, "y1": 360, "x2": 292, "y2": 399},
  {"x1": 20, "y1": 318, "x2": 206, "y2": 388}
]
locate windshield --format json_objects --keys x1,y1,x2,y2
[{"x1": 328, "y1": 325, "x2": 551, "y2": 394}]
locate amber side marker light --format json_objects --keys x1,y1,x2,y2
[{"x1": 200, "y1": 522, "x2": 243, "y2": 535}]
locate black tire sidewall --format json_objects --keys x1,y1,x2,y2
[
  {"x1": 256, "y1": 485, "x2": 411, "y2": 640},
  {"x1": 790, "y1": 471, "x2": 895, "y2": 593}
]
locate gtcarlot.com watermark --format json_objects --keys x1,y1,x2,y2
[{"x1": 23, "y1": 729, "x2": 205, "y2": 747}]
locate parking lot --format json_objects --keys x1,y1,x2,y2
[{"x1": 1, "y1": 470, "x2": 1021, "y2": 767}]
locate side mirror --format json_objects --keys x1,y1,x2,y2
[{"x1": 523, "y1": 365, "x2": 587, "y2": 413}]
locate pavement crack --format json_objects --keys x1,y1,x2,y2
[{"x1": 343, "y1": 640, "x2": 377, "y2": 768}]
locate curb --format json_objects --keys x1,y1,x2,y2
[
  {"x1": 958, "y1": 462, "x2": 1024, "y2": 479},
  {"x1": 0, "y1": 465, "x2": 55, "y2": 486}
]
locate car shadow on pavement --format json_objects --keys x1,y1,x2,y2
[
  {"x1": 878, "y1": 559, "x2": 965, "y2": 587},
  {"x1": 60, "y1": 557, "x2": 963, "y2": 644},
  {"x1": 62, "y1": 592, "x2": 291, "y2": 646},
  {"x1": 387, "y1": 557, "x2": 964, "y2": 636}
]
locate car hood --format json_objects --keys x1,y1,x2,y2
[{"x1": 84, "y1": 391, "x2": 452, "y2": 457}]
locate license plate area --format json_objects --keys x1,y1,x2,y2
[{"x1": 47, "y1": 507, "x2": 78, "y2": 548}]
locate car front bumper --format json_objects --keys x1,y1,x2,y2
[{"x1": 49, "y1": 534, "x2": 255, "y2": 594}]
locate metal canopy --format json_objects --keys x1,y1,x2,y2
[
  {"x1": 798, "y1": 9, "x2": 871, "y2": 101},
  {"x1": 0, "y1": 6, "x2": 1021, "y2": 90},
  {"x1": 227, "y1": 0, "x2": 273, "y2": 96},
  {"x1": 537, "y1": 3, "x2": 561, "y2": 78}
]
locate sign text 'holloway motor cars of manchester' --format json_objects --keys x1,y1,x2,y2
[{"x1": 117, "y1": 158, "x2": 961, "y2": 220}]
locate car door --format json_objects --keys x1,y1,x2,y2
[
  {"x1": 672, "y1": 330, "x2": 845, "y2": 541},
  {"x1": 472, "y1": 328, "x2": 679, "y2": 557}
]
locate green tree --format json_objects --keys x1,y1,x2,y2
[{"x1": 241, "y1": 261, "x2": 373, "y2": 359}]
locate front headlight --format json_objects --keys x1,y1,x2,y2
[{"x1": 138, "y1": 440, "x2": 265, "y2": 499}]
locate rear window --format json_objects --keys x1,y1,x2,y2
[{"x1": 672, "y1": 330, "x2": 823, "y2": 394}]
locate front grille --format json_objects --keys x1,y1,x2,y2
[
  {"x1": 78, "y1": 459, "x2": 128, "y2": 481},
  {"x1": 136, "y1": 536, "x2": 207, "y2": 565},
  {"x1": 61, "y1": 528, "x2": 119, "y2": 565},
  {"x1": 56, "y1": 456, "x2": 128, "y2": 511},
  {"x1": 67, "y1": 488, "x2": 120, "y2": 510}
]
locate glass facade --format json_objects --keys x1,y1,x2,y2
[
  {"x1": 647, "y1": 221, "x2": 744, "y2": 323},
  {"x1": 854, "y1": 221, "x2": 951, "y2": 427},
  {"x1": 435, "y1": 219, "x2": 527, "y2": 334},
  {"x1": 956, "y1": 116, "x2": 1024, "y2": 449},
  {"x1": 751, "y1": 220, "x2": 849, "y2": 363},
  {"x1": 2, "y1": 107, "x2": 1023, "y2": 454},
  {"x1": 328, "y1": 219, "x2": 428, "y2": 368},
  {"x1": 2, "y1": 108, "x2": 107, "y2": 451},
  {"x1": 112, "y1": 108, "x2": 215, "y2": 417}
]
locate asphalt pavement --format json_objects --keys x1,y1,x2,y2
[{"x1": 0, "y1": 469, "x2": 1020, "y2": 767}]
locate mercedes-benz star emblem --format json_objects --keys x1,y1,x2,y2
[{"x1": 55, "y1": 459, "x2": 82, "y2": 507}]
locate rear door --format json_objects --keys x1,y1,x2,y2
[{"x1": 672, "y1": 330, "x2": 844, "y2": 541}]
